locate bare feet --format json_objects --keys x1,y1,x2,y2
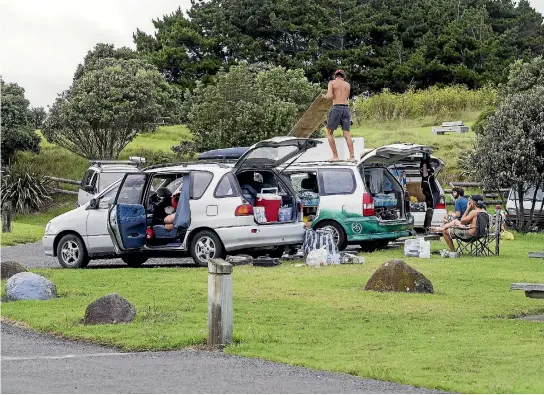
[
  {"x1": 328, "y1": 156, "x2": 339, "y2": 162},
  {"x1": 347, "y1": 156, "x2": 356, "y2": 163}
]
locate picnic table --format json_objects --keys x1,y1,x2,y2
[
  {"x1": 432, "y1": 121, "x2": 469, "y2": 135},
  {"x1": 510, "y1": 283, "x2": 544, "y2": 299}
]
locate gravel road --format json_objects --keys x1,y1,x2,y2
[
  {"x1": 1, "y1": 242, "x2": 195, "y2": 269},
  {"x1": 1, "y1": 323, "x2": 445, "y2": 394}
]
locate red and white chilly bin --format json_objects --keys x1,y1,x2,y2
[{"x1": 255, "y1": 188, "x2": 282, "y2": 222}]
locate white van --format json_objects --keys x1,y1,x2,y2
[
  {"x1": 281, "y1": 139, "x2": 443, "y2": 250},
  {"x1": 78, "y1": 158, "x2": 145, "y2": 207},
  {"x1": 505, "y1": 185, "x2": 544, "y2": 229}
]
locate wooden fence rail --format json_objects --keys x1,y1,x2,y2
[
  {"x1": 444, "y1": 181, "x2": 509, "y2": 206},
  {"x1": 45, "y1": 176, "x2": 80, "y2": 196}
]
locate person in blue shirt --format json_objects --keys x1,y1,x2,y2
[{"x1": 445, "y1": 186, "x2": 468, "y2": 222}]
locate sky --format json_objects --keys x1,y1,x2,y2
[{"x1": 1, "y1": 0, "x2": 544, "y2": 108}]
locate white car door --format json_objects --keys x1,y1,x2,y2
[{"x1": 85, "y1": 182, "x2": 120, "y2": 254}]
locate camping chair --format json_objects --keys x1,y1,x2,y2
[{"x1": 455, "y1": 211, "x2": 501, "y2": 256}]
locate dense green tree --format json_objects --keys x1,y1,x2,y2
[
  {"x1": 0, "y1": 79, "x2": 40, "y2": 165},
  {"x1": 185, "y1": 63, "x2": 321, "y2": 151},
  {"x1": 135, "y1": 0, "x2": 544, "y2": 94},
  {"x1": 134, "y1": 8, "x2": 225, "y2": 91},
  {"x1": 28, "y1": 106, "x2": 47, "y2": 129},
  {"x1": 43, "y1": 45, "x2": 182, "y2": 160},
  {"x1": 473, "y1": 86, "x2": 544, "y2": 232}
]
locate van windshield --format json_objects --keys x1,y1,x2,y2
[{"x1": 99, "y1": 172, "x2": 127, "y2": 191}]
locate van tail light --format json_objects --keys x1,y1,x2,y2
[
  {"x1": 363, "y1": 193, "x2": 375, "y2": 216},
  {"x1": 404, "y1": 191, "x2": 411, "y2": 213},
  {"x1": 435, "y1": 195, "x2": 446, "y2": 210},
  {"x1": 298, "y1": 201, "x2": 303, "y2": 213},
  {"x1": 235, "y1": 204, "x2": 254, "y2": 216}
]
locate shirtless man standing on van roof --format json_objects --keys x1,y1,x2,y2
[{"x1": 324, "y1": 69, "x2": 355, "y2": 162}]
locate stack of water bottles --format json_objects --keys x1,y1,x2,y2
[{"x1": 373, "y1": 193, "x2": 397, "y2": 208}]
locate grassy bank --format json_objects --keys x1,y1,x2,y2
[
  {"x1": 0, "y1": 196, "x2": 76, "y2": 247},
  {"x1": 2, "y1": 233, "x2": 543, "y2": 393}
]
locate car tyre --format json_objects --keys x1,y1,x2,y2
[
  {"x1": 56, "y1": 234, "x2": 90, "y2": 269},
  {"x1": 121, "y1": 256, "x2": 148, "y2": 267},
  {"x1": 359, "y1": 241, "x2": 378, "y2": 253},
  {"x1": 315, "y1": 221, "x2": 347, "y2": 251},
  {"x1": 190, "y1": 230, "x2": 225, "y2": 267},
  {"x1": 375, "y1": 240, "x2": 390, "y2": 249},
  {"x1": 250, "y1": 246, "x2": 285, "y2": 259}
]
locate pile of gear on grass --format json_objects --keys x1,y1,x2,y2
[{"x1": 301, "y1": 227, "x2": 364, "y2": 266}]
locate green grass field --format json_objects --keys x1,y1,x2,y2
[
  {"x1": 2, "y1": 233, "x2": 543, "y2": 393},
  {"x1": 0, "y1": 196, "x2": 76, "y2": 247}
]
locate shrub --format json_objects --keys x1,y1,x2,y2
[
  {"x1": 187, "y1": 63, "x2": 321, "y2": 151},
  {"x1": 0, "y1": 165, "x2": 52, "y2": 214},
  {"x1": 354, "y1": 85, "x2": 497, "y2": 123}
]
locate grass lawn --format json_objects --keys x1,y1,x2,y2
[{"x1": 2, "y1": 233, "x2": 543, "y2": 393}]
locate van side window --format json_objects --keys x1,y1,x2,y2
[
  {"x1": 319, "y1": 169, "x2": 356, "y2": 195},
  {"x1": 191, "y1": 171, "x2": 214, "y2": 199},
  {"x1": 214, "y1": 173, "x2": 239, "y2": 198}
]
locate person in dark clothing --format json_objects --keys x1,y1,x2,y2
[{"x1": 420, "y1": 152, "x2": 440, "y2": 232}]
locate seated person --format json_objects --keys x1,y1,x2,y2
[
  {"x1": 164, "y1": 191, "x2": 181, "y2": 230},
  {"x1": 431, "y1": 195, "x2": 486, "y2": 252},
  {"x1": 444, "y1": 187, "x2": 468, "y2": 223}
]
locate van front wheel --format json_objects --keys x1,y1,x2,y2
[{"x1": 315, "y1": 221, "x2": 347, "y2": 251}]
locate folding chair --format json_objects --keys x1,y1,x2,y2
[{"x1": 455, "y1": 211, "x2": 501, "y2": 256}]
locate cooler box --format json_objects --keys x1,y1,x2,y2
[{"x1": 255, "y1": 188, "x2": 282, "y2": 222}]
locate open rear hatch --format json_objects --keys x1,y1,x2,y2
[
  {"x1": 234, "y1": 137, "x2": 321, "y2": 171},
  {"x1": 359, "y1": 143, "x2": 436, "y2": 167}
]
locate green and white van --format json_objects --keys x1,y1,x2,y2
[{"x1": 282, "y1": 138, "x2": 436, "y2": 250}]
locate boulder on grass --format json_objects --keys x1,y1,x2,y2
[
  {"x1": 1, "y1": 261, "x2": 28, "y2": 279},
  {"x1": 364, "y1": 259, "x2": 434, "y2": 294},
  {"x1": 5, "y1": 272, "x2": 57, "y2": 301},
  {"x1": 84, "y1": 293, "x2": 136, "y2": 325}
]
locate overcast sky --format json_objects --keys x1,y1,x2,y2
[{"x1": 1, "y1": 0, "x2": 543, "y2": 108}]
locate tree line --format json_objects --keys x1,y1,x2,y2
[{"x1": 134, "y1": 0, "x2": 544, "y2": 94}]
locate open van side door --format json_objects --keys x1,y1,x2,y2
[{"x1": 107, "y1": 172, "x2": 150, "y2": 254}]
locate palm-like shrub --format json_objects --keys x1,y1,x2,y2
[{"x1": 1, "y1": 165, "x2": 52, "y2": 214}]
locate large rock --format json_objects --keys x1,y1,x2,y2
[
  {"x1": 364, "y1": 259, "x2": 434, "y2": 294},
  {"x1": 1, "y1": 261, "x2": 28, "y2": 279},
  {"x1": 5, "y1": 272, "x2": 57, "y2": 301},
  {"x1": 84, "y1": 293, "x2": 136, "y2": 325}
]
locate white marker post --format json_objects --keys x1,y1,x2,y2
[{"x1": 207, "y1": 259, "x2": 233, "y2": 347}]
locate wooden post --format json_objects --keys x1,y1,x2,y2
[
  {"x1": 208, "y1": 259, "x2": 233, "y2": 347},
  {"x1": 2, "y1": 203, "x2": 13, "y2": 233}
]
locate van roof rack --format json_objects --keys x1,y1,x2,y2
[
  {"x1": 142, "y1": 161, "x2": 230, "y2": 171},
  {"x1": 89, "y1": 157, "x2": 146, "y2": 168}
]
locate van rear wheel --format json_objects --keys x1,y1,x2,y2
[
  {"x1": 190, "y1": 230, "x2": 225, "y2": 267},
  {"x1": 315, "y1": 221, "x2": 347, "y2": 251},
  {"x1": 359, "y1": 241, "x2": 378, "y2": 252}
]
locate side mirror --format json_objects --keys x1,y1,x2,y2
[
  {"x1": 85, "y1": 185, "x2": 95, "y2": 193},
  {"x1": 87, "y1": 198, "x2": 99, "y2": 210}
]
